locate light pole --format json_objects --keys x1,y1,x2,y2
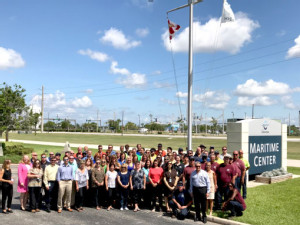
[{"x1": 167, "y1": 0, "x2": 203, "y2": 151}]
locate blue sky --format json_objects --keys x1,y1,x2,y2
[{"x1": 1, "y1": 0, "x2": 300, "y2": 126}]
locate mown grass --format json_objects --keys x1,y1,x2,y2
[
  {"x1": 231, "y1": 177, "x2": 300, "y2": 225},
  {"x1": 287, "y1": 166, "x2": 300, "y2": 175},
  {"x1": 4, "y1": 133, "x2": 300, "y2": 159}
]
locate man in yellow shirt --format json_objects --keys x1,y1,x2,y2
[
  {"x1": 215, "y1": 151, "x2": 224, "y2": 164},
  {"x1": 43, "y1": 157, "x2": 59, "y2": 212}
]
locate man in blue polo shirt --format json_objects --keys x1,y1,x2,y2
[{"x1": 57, "y1": 156, "x2": 73, "y2": 213}]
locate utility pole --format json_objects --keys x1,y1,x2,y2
[
  {"x1": 167, "y1": 0, "x2": 203, "y2": 151},
  {"x1": 289, "y1": 112, "x2": 291, "y2": 136},
  {"x1": 41, "y1": 85, "x2": 44, "y2": 133},
  {"x1": 222, "y1": 109, "x2": 225, "y2": 134},
  {"x1": 138, "y1": 114, "x2": 141, "y2": 128},
  {"x1": 252, "y1": 104, "x2": 254, "y2": 119},
  {"x1": 122, "y1": 111, "x2": 124, "y2": 136},
  {"x1": 205, "y1": 113, "x2": 207, "y2": 134},
  {"x1": 97, "y1": 110, "x2": 99, "y2": 132}
]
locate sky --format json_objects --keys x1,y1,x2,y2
[{"x1": 1, "y1": 0, "x2": 300, "y2": 126}]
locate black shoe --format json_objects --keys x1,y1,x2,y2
[
  {"x1": 2, "y1": 210, "x2": 9, "y2": 214},
  {"x1": 203, "y1": 216, "x2": 207, "y2": 224},
  {"x1": 194, "y1": 214, "x2": 199, "y2": 222},
  {"x1": 46, "y1": 208, "x2": 51, "y2": 213},
  {"x1": 7, "y1": 209, "x2": 13, "y2": 213}
]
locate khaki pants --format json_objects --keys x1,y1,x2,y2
[{"x1": 57, "y1": 180, "x2": 72, "y2": 210}]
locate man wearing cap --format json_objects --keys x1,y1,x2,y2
[
  {"x1": 169, "y1": 181, "x2": 193, "y2": 220},
  {"x1": 232, "y1": 151, "x2": 245, "y2": 193},
  {"x1": 239, "y1": 150, "x2": 250, "y2": 199},
  {"x1": 189, "y1": 161, "x2": 210, "y2": 223},
  {"x1": 44, "y1": 156, "x2": 59, "y2": 212},
  {"x1": 215, "y1": 151, "x2": 224, "y2": 164},
  {"x1": 55, "y1": 152, "x2": 62, "y2": 166},
  {"x1": 182, "y1": 156, "x2": 195, "y2": 192},
  {"x1": 215, "y1": 154, "x2": 237, "y2": 210}
]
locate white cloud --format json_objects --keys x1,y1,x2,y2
[
  {"x1": 0, "y1": 47, "x2": 25, "y2": 69},
  {"x1": 78, "y1": 49, "x2": 109, "y2": 62},
  {"x1": 237, "y1": 96, "x2": 276, "y2": 106},
  {"x1": 116, "y1": 73, "x2": 147, "y2": 88},
  {"x1": 176, "y1": 91, "x2": 188, "y2": 98},
  {"x1": 235, "y1": 79, "x2": 294, "y2": 96},
  {"x1": 194, "y1": 91, "x2": 230, "y2": 110},
  {"x1": 286, "y1": 35, "x2": 300, "y2": 59},
  {"x1": 153, "y1": 81, "x2": 173, "y2": 89},
  {"x1": 71, "y1": 96, "x2": 92, "y2": 108},
  {"x1": 162, "y1": 12, "x2": 259, "y2": 54},
  {"x1": 136, "y1": 28, "x2": 149, "y2": 37},
  {"x1": 160, "y1": 98, "x2": 186, "y2": 105},
  {"x1": 281, "y1": 96, "x2": 296, "y2": 109},
  {"x1": 30, "y1": 91, "x2": 67, "y2": 113},
  {"x1": 110, "y1": 61, "x2": 131, "y2": 75},
  {"x1": 100, "y1": 28, "x2": 141, "y2": 50}
]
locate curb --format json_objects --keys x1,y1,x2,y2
[{"x1": 189, "y1": 211, "x2": 250, "y2": 225}]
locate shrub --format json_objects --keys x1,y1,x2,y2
[{"x1": 4, "y1": 145, "x2": 34, "y2": 156}]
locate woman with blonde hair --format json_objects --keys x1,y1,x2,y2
[
  {"x1": 117, "y1": 163, "x2": 130, "y2": 210},
  {"x1": 206, "y1": 162, "x2": 217, "y2": 216},
  {"x1": 27, "y1": 159, "x2": 43, "y2": 213},
  {"x1": 18, "y1": 155, "x2": 31, "y2": 211},
  {"x1": 0, "y1": 160, "x2": 13, "y2": 213}
]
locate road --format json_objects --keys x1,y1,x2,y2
[{"x1": 0, "y1": 165, "x2": 219, "y2": 225}]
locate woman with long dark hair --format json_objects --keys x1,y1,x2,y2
[
  {"x1": 130, "y1": 161, "x2": 146, "y2": 212},
  {"x1": 163, "y1": 161, "x2": 179, "y2": 212},
  {"x1": 0, "y1": 160, "x2": 13, "y2": 214},
  {"x1": 105, "y1": 163, "x2": 118, "y2": 211},
  {"x1": 142, "y1": 159, "x2": 152, "y2": 209},
  {"x1": 149, "y1": 159, "x2": 164, "y2": 212}
]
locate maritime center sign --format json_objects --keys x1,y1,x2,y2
[{"x1": 248, "y1": 120, "x2": 282, "y2": 175}]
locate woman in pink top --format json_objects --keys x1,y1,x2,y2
[
  {"x1": 149, "y1": 159, "x2": 163, "y2": 212},
  {"x1": 18, "y1": 155, "x2": 31, "y2": 210}
]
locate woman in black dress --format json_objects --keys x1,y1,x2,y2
[{"x1": 0, "y1": 160, "x2": 13, "y2": 214}]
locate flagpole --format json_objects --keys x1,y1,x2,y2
[{"x1": 187, "y1": 0, "x2": 193, "y2": 151}]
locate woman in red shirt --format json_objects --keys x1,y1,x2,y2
[{"x1": 149, "y1": 159, "x2": 163, "y2": 212}]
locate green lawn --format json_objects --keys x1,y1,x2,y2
[
  {"x1": 4, "y1": 133, "x2": 227, "y2": 151},
  {"x1": 3, "y1": 132, "x2": 300, "y2": 159},
  {"x1": 287, "y1": 166, "x2": 300, "y2": 175},
  {"x1": 231, "y1": 177, "x2": 300, "y2": 225}
]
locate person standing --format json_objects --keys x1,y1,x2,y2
[
  {"x1": 239, "y1": 150, "x2": 250, "y2": 199},
  {"x1": 232, "y1": 151, "x2": 245, "y2": 192},
  {"x1": 189, "y1": 162, "x2": 210, "y2": 223},
  {"x1": 142, "y1": 159, "x2": 152, "y2": 209},
  {"x1": 0, "y1": 160, "x2": 13, "y2": 214},
  {"x1": 91, "y1": 159, "x2": 106, "y2": 210},
  {"x1": 27, "y1": 160, "x2": 43, "y2": 213},
  {"x1": 105, "y1": 164, "x2": 118, "y2": 211},
  {"x1": 43, "y1": 157, "x2": 59, "y2": 212},
  {"x1": 219, "y1": 147, "x2": 228, "y2": 160},
  {"x1": 130, "y1": 161, "x2": 146, "y2": 212},
  {"x1": 18, "y1": 155, "x2": 31, "y2": 211},
  {"x1": 215, "y1": 155, "x2": 237, "y2": 210},
  {"x1": 57, "y1": 156, "x2": 74, "y2": 213},
  {"x1": 182, "y1": 157, "x2": 196, "y2": 192},
  {"x1": 117, "y1": 164, "x2": 130, "y2": 210},
  {"x1": 173, "y1": 155, "x2": 184, "y2": 180},
  {"x1": 206, "y1": 162, "x2": 217, "y2": 216},
  {"x1": 75, "y1": 160, "x2": 89, "y2": 211},
  {"x1": 68, "y1": 155, "x2": 78, "y2": 208},
  {"x1": 149, "y1": 159, "x2": 164, "y2": 212},
  {"x1": 163, "y1": 161, "x2": 179, "y2": 212}
]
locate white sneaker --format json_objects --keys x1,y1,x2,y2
[
  {"x1": 120, "y1": 207, "x2": 124, "y2": 211},
  {"x1": 124, "y1": 207, "x2": 129, "y2": 210}
]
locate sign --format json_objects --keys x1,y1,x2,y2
[{"x1": 249, "y1": 136, "x2": 282, "y2": 175}]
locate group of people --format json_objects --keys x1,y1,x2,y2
[{"x1": 0, "y1": 143, "x2": 248, "y2": 223}]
